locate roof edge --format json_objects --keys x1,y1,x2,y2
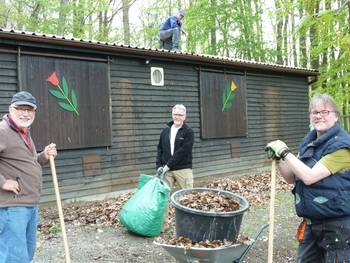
[{"x1": 0, "y1": 29, "x2": 319, "y2": 77}]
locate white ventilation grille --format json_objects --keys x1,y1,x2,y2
[{"x1": 151, "y1": 67, "x2": 164, "y2": 86}]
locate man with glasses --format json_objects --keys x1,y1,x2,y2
[
  {"x1": 265, "y1": 94, "x2": 350, "y2": 263},
  {"x1": 156, "y1": 104, "x2": 194, "y2": 231},
  {"x1": 0, "y1": 91, "x2": 57, "y2": 263},
  {"x1": 156, "y1": 104, "x2": 194, "y2": 190}
]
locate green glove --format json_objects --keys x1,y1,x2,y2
[
  {"x1": 265, "y1": 140, "x2": 290, "y2": 160},
  {"x1": 265, "y1": 148, "x2": 281, "y2": 160}
]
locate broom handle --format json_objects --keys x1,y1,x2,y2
[
  {"x1": 268, "y1": 159, "x2": 276, "y2": 263},
  {"x1": 49, "y1": 155, "x2": 71, "y2": 263}
]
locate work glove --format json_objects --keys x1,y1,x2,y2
[
  {"x1": 162, "y1": 165, "x2": 170, "y2": 174},
  {"x1": 265, "y1": 140, "x2": 290, "y2": 160},
  {"x1": 156, "y1": 167, "x2": 164, "y2": 176},
  {"x1": 265, "y1": 148, "x2": 281, "y2": 160},
  {"x1": 156, "y1": 165, "x2": 170, "y2": 177}
]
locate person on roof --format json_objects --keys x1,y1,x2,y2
[{"x1": 159, "y1": 10, "x2": 186, "y2": 51}]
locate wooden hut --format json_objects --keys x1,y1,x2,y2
[{"x1": 0, "y1": 29, "x2": 318, "y2": 203}]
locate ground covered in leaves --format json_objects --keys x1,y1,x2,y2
[{"x1": 33, "y1": 172, "x2": 298, "y2": 263}]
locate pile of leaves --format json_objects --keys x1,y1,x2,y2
[
  {"x1": 39, "y1": 172, "x2": 292, "y2": 236},
  {"x1": 39, "y1": 192, "x2": 132, "y2": 235},
  {"x1": 177, "y1": 190, "x2": 240, "y2": 212},
  {"x1": 206, "y1": 172, "x2": 292, "y2": 205},
  {"x1": 155, "y1": 235, "x2": 251, "y2": 248}
]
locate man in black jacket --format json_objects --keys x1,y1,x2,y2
[{"x1": 156, "y1": 104, "x2": 194, "y2": 189}]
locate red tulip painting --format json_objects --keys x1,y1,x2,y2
[
  {"x1": 221, "y1": 81, "x2": 238, "y2": 112},
  {"x1": 47, "y1": 72, "x2": 79, "y2": 116}
]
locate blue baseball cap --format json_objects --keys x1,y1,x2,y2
[
  {"x1": 11, "y1": 91, "x2": 37, "y2": 110},
  {"x1": 179, "y1": 10, "x2": 185, "y2": 17}
]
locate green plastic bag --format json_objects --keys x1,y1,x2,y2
[
  {"x1": 119, "y1": 176, "x2": 170, "y2": 237},
  {"x1": 137, "y1": 174, "x2": 154, "y2": 189}
]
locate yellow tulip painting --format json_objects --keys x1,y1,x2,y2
[{"x1": 221, "y1": 81, "x2": 238, "y2": 112}]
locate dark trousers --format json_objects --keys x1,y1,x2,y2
[{"x1": 297, "y1": 217, "x2": 350, "y2": 263}]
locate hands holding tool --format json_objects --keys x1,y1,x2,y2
[
  {"x1": 43, "y1": 143, "x2": 57, "y2": 160},
  {"x1": 265, "y1": 140, "x2": 290, "y2": 160}
]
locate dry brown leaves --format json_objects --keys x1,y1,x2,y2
[
  {"x1": 39, "y1": 192, "x2": 132, "y2": 235},
  {"x1": 177, "y1": 190, "x2": 240, "y2": 212},
  {"x1": 39, "y1": 172, "x2": 292, "y2": 236},
  {"x1": 206, "y1": 172, "x2": 292, "y2": 205},
  {"x1": 155, "y1": 235, "x2": 251, "y2": 248}
]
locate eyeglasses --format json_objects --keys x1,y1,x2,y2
[
  {"x1": 173, "y1": 113, "x2": 185, "y2": 117},
  {"x1": 12, "y1": 106, "x2": 35, "y2": 114},
  {"x1": 310, "y1": 110, "x2": 336, "y2": 117}
]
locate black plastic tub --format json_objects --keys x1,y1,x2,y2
[{"x1": 171, "y1": 188, "x2": 249, "y2": 242}]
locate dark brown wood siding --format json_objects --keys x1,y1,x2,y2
[
  {"x1": 0, "y1": 49, "x2": 310, "y2": 203},
  {"x1": 109, "y1": 57, "x2": 199, "y2": 176},
  {"x1": 195, "y1": 72, "x2": 309, "y2": 178},
  {"x1": 200, "y1": 69, "x2": 247, "y2": 139},
  {"x1": 0, "y1": 52, "x2": 17, "y2": 113},
  {"x1": 21, "y1": 55, "x2": 111, "y2": 150}
]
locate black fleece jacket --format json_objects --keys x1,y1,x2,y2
[{"x1": 156, "y1": 121, "x2": 194, "y2": 170}]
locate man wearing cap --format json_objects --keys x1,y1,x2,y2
[
  {"x1": 0, "y1": 91, "x2": 57, "y2": 263},
  {"x1": 159, "y1": 10, "x2": 186, "y2": 51}
]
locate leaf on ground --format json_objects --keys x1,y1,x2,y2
[{"x1": 39, "y1": 172, "x2": 292, "y2": 238}]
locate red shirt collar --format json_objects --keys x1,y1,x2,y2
[
  {"x1": 4, "y1": 114, "x2": 32, "y2": 150},
  {"x1": 6, "y1": 114, "x2": 29, "y2": 135}
]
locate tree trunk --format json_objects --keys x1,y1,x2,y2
[
  {"x1": 122, "y1": 0, "x2": 130, "y2": 45},
  {"x1": 283, "y1": 12, "x2": 288, "y2": 65},
  {"x1": 253, "y1": 0, "x2": 264, "y2": 61},
  {"x1": 309, "y1": 1, "x2": 320, "y2": 70},
  {"x1": 210, "y1": 0, "x2": 217, "y2": 55},
  {"x1": 28, "y1": 1, "x2": 41, "y2": 32},
  {"x1": 298, "y1": 6, "x2": 307, "y2": 68},
  {"x1": 275, "y1": 0, "x2": 283, "y2": 64},
  {"x1": 291, "y1": 0, "x2": 298, "y2": 67},
  {"x1": 58, "y1": 0, "x2": 69, "y2": 35}
]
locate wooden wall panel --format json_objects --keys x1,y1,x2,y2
[
  {"x1": 0, "y1": 52, "x2": 17, "y2": 113},
  {"x1": 200, "y1": 70, "x2": 247, "y2": 138},
  {"x1": 20, "y1": 55, "x2": 111, "y2": 150},
  {"x1": 0, "y1": 49, "x2": 310, "y2": 203}
]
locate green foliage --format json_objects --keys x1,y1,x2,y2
[
  {"x1": 183, "y1": 0, "x2": 274, "y2": 61},
  {"x1": 1, "y1": 0, "x2": 349, "y2": 114},
  {"x1": 48, "y1": 224, "x2": 61, "y2": 234},
  {"x1": 296, "y1": 1, "x2": 350, "y2": 115}
]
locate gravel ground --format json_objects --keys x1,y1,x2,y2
[
  {"x1": 32, "y1": 191, "x2": 298, "y2": 263},
  {"x1": 34, "y1": 225, "x2": 177, "y2": 263}
]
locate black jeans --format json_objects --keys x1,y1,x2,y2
[{"x1": 297, "y1": 217, "x2": 350, "y2": 263}]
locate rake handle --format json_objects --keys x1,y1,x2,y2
[
  {"x1": 268, "y1": 159, "x2": 276, "y2": 263},
  {"x1": 49, "y1": 155, "x2": 71, "y2": 263}
]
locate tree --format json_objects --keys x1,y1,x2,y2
[
  {"x1": 122, "y1": 0, "x2": 137, "y2": 45},
  {"x1": 297, "y1": 0, "x2": 350, "y2": 115},
  {"x1": 0, "y1": 0, "x2": 9, "y2": 27}
]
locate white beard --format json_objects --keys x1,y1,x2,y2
[{"x1": 12, "y1": 116, "x2": 34, "y2": 128}]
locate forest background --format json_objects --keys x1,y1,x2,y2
[{"x1": 0, "y1": 0, "x2": 349, "y2": 123}]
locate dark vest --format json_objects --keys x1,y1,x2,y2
[{"x1": 294, "y1": 123, "x2": 350, "y2": 220}]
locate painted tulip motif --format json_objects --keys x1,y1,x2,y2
[
  {"x1": 47, "y1": 71, "x2": 79, "y2": 116},
  {"x1": 221, "y1": 81, "x2": 238, "y2": 112}
]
